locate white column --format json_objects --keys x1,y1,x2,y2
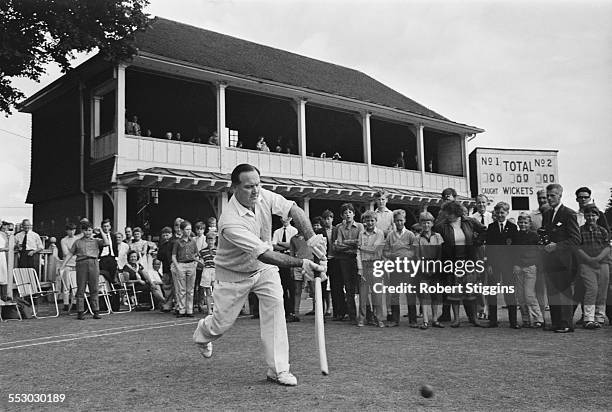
[
  {"x1": 302, "y1": 197, "x2": 310, "y2": 218},
  {"x1": 362, "y1": 112, "x2": 372, "y2": 186},
  {"x1": 112, "y1": 185, "x2": 128, "y2": 234},
  {"x1": 296, "y1": 99, "x2": 307, "y2": 179},
  {"x1": 216, "y1": 82, "x2": 228, "y2": 173},
  {"x1": 217, "y1": 191, "x2": 229, "y2": 218},
  {"x1": 115, "y1": 65, "x2": 126, "y2": 138},
  {"x1": 92, "y1": 193, "x2": 104, "y2": 227},
  {"x1": 92, "y1": 96, "x2": 102, "y2": 138},
  {"x1": 416, "y1": 124, "x2": 425, "y2": 190},
  {"x1": 462, "y1": 133, "x2": 470, "y2": 197}
]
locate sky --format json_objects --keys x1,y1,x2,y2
[{"x1": 1, "y1": 0, "x2": 611, "y2": 223}]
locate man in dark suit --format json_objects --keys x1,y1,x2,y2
[
  {"x1": 97, "y1": 218, "x2": 119, "y2": 285},
  {"x1": 542, "y1": 183, "x2": 581, "y2": 333},
  {"x1": 484, "y1": 202, "x2": 519, "y2": 328}
]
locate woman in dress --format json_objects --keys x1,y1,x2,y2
[
  {"x1": 434, "y1": 201, "x2": 486, "y2": 327},
  {"x1": 122, "y1": 250, "x2": 164, "y2": 307}
]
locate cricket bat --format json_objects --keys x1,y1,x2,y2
[{"x1": 314, "y1": 271, "x2": 329, "y2": 375}]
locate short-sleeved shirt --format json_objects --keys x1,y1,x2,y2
[
  {"x1": 335, "y1": 221, "x2": 363, "y2": 259},
  {"x1": 214, "y1": 188, "x2": 295, "y2": 282},
  {"x1": 172, "y1": 237, "x2": 198, "y2": 263},
  {"x1": 580, "y1": 224, "x2": 609, "y2": 257},
  {"x1": 15, "y1": 230, "x2": 44, "y2": 252},
  {"x1": 199, "y1": 246, "x2": 216, "y2": 268},
  {"x1": 70, "y1": 237, "x2": 105, "y2": 262}
]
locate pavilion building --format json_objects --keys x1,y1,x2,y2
[{"x1": 19, "y1": 17, "x2": 483, "y2": 236}]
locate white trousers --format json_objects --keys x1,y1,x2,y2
[{"x1": 193, "y1": 266, "x2": 289, "y2": 373}]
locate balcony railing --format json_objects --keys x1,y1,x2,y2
[
  {"x1": 111, "y1": 134, "x2": 469, "y2": 195},
  {"x1": 93, "y1": 132, "x2": 117, "y2": 159}
]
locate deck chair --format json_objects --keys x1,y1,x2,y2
[
  {"x1": 0, "y1": 298, "x2": 22, "y2": 321},
  {"x1": 118, "y1": 272, "x2": 154, "y2": 310},
  {"x1": 84, "y1": 275, "x2": 113, "y2": 315},
  {"x1": 12, "y1": 268, "x2": 59, "y2": 318}
]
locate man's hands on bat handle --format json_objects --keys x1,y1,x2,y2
[{"x1": 301, "y1": 258, "x2": 327, "y2": 282}]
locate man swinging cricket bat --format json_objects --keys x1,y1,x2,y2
[{"x1": 193, "y1": 164, "x2": 327, "y2": 386}]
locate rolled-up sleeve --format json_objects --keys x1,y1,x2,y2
[
  {"x1": 223, "y1": 226, "x2": 273, "y2": 258},
  {"x1": 262, "y1": 189, "x2": 294, "y2": 218}
]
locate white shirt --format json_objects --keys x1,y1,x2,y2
[
  {"x1": 551, "y1": 203, "x2": 562, "y2": 223},
  {"x1": 116, "y1": 242, "x2": 130, "y2": 269},
  {"x1": 99, "y1": 232, "x2": 115, "y2": 257},
  {"x1": 60, "y1": 235, "x2": 78, "y2": 266},
  {"x1": 215, "y1": 188, "x2": 295, "y2": 281},
  {"x1": 272, "y1": 225, "x2": 298, "y2": 248},
  {"x1": 375, "y1": 208, "x2": 394, "y2": 237},
  {"x1": 14, "y1": 230, "x2": 44, "y2": 252},
  {"x1": 470, "y1": 210, "x2": 493, "y2": 226}
]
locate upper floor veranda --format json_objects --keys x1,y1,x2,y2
[{"x1": 86, "y1": 56, "x2": 481, "y2": 197}]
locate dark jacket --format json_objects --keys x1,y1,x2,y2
[
  {"x1": 485, "y1": 220, "x2": 519, "y2": 267},
  {"x1": 434, "y1": 217, "x2": 486, "y2": 261},
  {"x1": 542, "y1": 204, "x2": 581, "y2": 271}
]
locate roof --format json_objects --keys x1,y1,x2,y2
[
  {"x1": 134, "y1": 17, "x2": 450, "y2": 122},
  {"x1": 116, "y1": 167, "x2": 474, "y2": 205}
]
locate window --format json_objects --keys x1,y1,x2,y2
[
  {"x1": 511, "y1": 196, "x2": 530, "y2": 211},
  {"x1": 229, "y1": 129, "x2": 239, "y2": 147}
]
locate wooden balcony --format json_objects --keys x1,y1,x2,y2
[{"x1": 108, "y1": 134, "x2": 469, "y2": 195}]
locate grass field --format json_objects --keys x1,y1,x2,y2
[{"x1": 1, "y1": 305, "x2": 610, "y2": 411}]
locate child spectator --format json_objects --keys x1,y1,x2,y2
[
  {"x1": 171, "y1": 220, "x2": 198, "y2": 317},
  {"x1": 198, "y1": 232, "x2": 217, "y2": 315},
  {"x1": 206, "y1": 216, "x2": 218, "y2": 236},
  {"x1": 414, "y1": 211, "x2": 444, "y2": 329},
  {"x1": 193, "y1": 221, "x2": 207, "y2": 312},
  {"x1": 512, "y1": 213, "x2": 544, "y2": 328},
  {"x1": 59, "y1": 221, "x2": 109, "y2": 320},
  {"x1": 576, "y1": 204, "x2": 610, "y2": 329},
  {"x1": 357, "y1": 210, "x2": 386, "y2": 327},
  {"x1": 383, "y1": 209, "x2": 416, "y2": 327}
]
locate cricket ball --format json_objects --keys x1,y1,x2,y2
[{"x1": 420, "y1": 384, "x2": 434, "y2": 398}]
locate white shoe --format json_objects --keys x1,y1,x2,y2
[
  {"x1": 266, "y1": 369, "x2": 297, "y2": 386},
  {"x1": 195, "y1": 341, "x2": 213, "y2": 358},
  {"x1": 193, "y1": 320, "x2": 212, "y2": 358}
]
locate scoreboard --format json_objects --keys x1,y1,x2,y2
[{"x1": 469, "y1": 147, "x2": 558, "y2": 213}]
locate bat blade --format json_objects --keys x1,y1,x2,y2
[{"x1": 314, "y1": 276, "x2": 329, "y2": 375}]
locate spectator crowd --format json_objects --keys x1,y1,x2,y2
[{"x1": 1, "y1": 184, "x2": 610, "y2": 333}]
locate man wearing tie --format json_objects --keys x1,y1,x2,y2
[
  {"x1": 484, "y1": 202, "x2": 519, "y2": 328},
  {"x1": 272, "y1": 216, "x2": 298, "y2": 321},
  {"x1": 541, "y1": 183, "x2": 581, "y2": 333},
  {"x1": 14, "y1": 219, "x2": 44, "y2": 271},
  {"x1": 97, "y1": 219, "x2": 118, "y2": 285}
]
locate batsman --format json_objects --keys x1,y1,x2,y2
[{"x1": 193, "y1": 163, "x2": 327, "y2": 386}]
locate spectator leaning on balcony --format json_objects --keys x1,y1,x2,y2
[
  {"x1": 207, "y1": 131, "x2": 219, "y2": 145},
  {"x1": 256, "y1": 136, "x2": 270, "y2": 152},
  {"x1": 125, "y1": 115, "x2": 141, "y2": 136},
  {"x1": 14, "y1": 219, "x2": 44, "y2": 270}
]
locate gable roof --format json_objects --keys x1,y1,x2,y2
[{"x1": 135, "y1": 17, "x2": 450, "y2": 122}]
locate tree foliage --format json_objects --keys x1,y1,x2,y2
[{"x1": 0, "y1": 0, "x2": 150, "y2": 114}]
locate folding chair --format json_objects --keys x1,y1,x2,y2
[
  {"x1": 12, "y1": 268, "x2": 59, "y2": 318},
  {"x1": 85, "y1": 275, "x2": 113, "y2": 315},
  {"x1": 0, "y1": 298, "x2": 22, "y2": 321},
  {"x1": 119, "y1": 272, "x2": 154, "y2": 310}
]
